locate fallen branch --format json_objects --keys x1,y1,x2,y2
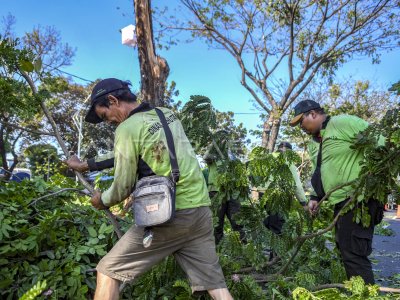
[
  {"x1": 314, "y1": 180, "x2": 357, "y2": 211},
  {"x1": 29, "y1": 188, "x2": 90, "y2": 206},
  {"x1": 296, "y1": 196, "x2": 355, "y2": 242},
  {"x1": 239, "y1": 255, "x2": 280, "y2": 273},
  {"x1": 314, "y1": 283, "x2": 400, "y2": 294},
  {"x1": 275, "y1": 239, "x2": 306, "y2": 275}
]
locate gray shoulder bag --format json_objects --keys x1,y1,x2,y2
[{"x1": 132, "y1": 108, "x2": 180, "y2": 227}]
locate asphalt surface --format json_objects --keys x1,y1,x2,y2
[{"x1": 372, "y1": 209, "x2": 400, "y2": 286}]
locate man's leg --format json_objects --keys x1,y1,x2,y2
[
  {"x1": 226, "y1": 199, "x2": 246, "y2": 242},
  {"x1": 94, "y1": 272, "x2": 119, "y2": 300},
  {"x1": 334, "y1": 200, "x2": 376, "y2": 284},
  {"x1": 214, "y1": 200, "x2": 228, "y2": 244},
  {"x1": 263, "y1": 212, "x2": 285, "y2": 235},
  {"x1": 174, "y1": 207, "x2": 231, "y2": 297},
  {"x1": 208, "y1": 288, "x2": 233, "y2": 300}
]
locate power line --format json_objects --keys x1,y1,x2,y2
[
  {"x1": 233, "y1": 112, "x2": 261, "y2": 115},
  {"x1": 54, "y1": 67, "x2": 93, "y2": 83}
]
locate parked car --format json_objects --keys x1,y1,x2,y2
[
  {"x1": 0, "y1": 168, "x2": 31, "y2": 182},
  {"x1": 85, "y1": 171, "x2": 113, "y2": 183}
]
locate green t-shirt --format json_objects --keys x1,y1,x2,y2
[
  {"x1": 307, "y1": 114, "x2": 380, "y2": 205},
  {"x1": 207, "y1": 162, "x2": 220, "y2": 193},
  {"x1": 101, "y1": 104, "x2": 210, "y2": 209},
  {"x1": 253, "y1": 152, "x2": 306, "y2": 203}
]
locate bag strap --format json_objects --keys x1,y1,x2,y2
[
  {"x1": 316, "y1": 139, "x2": 323, "y2": 169},
  {"x1": 154, "y1": 108, "x2": 180, "y2": 183},
  {"x1": 315, "y1": 139, "x2": 326, "y2": 197}
]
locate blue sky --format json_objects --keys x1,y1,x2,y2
[{"x1": 2, "y1": 0, "x2": 399, "y2": 143}]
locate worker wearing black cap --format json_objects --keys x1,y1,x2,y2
[
  {"x1": 289, "y1": 99, "x2": 384, "y2": 284},
  {"x1": 66, "y1": 78, "x2": 233, "y2": 300}
]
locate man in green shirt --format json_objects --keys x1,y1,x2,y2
[
  {"x1": 67, "y1": 78, "x2": 232, "y2": 300},
  {"x1": 203, "y1": 135, "x2": 246, "y2": 244},
  {"x1": 290, "y1": 99, "x2": 383, "y2": 284},
  {"x1": 262, "y1": 142, "x2": 307, "y2": 235}
]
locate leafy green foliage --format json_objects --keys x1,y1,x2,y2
[
  {"x1": 179, "y1": 95, "x2": 248, "y2": 156},
  {"x1": 0, "y1": 176, "x2": 120, "y2": 299},
  {"x1": 389, "y1": 81, "x2": 400, "y2": 95},
  {"x1": 374, "y1": 221, "x2": 395, "y2": 237},
  {"x1": 211, "y1": 147, "x2": 348, "y2": 298},
  {"x1": 292, "y1": 276, "x2": 396, "y2": 300},
  {"x1": 19, "y1": 280, "x2": 46, "y2": 300},
  {"x1": 24, "y1": 144, "x2": 60, "y2": 178},
  {"x1": 349, "y1": 104, "x2": 400, "y2": 225},
  {"x1": 179, "y1": 95, "x2": 217, "y2": 151}
]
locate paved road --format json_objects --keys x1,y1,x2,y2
[{"x1": 372, "y1": 209, "x2": 400, "y2": 287}]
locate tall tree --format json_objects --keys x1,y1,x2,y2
[
  {"x1": 0, "y1": 17, "x2": 76, "y2": 174},
  {"x1": 134, "y1": 0, "x2": 169, "y2": 106},
  {"x1": 159, "y1": 0, "x2": 400, "y2": 150},
  {"x1": 0, "y1": 37, "x2": 42, "y2": 177},
  {"x1": 324, "y1": 80, "x2": 398, "y2": 122},
  {"x1": 389, "y1": 80, "x2": 400, "y2": 95},
  {"x1": 24, "y1": 143, "x2": 59, "y2": 179}
]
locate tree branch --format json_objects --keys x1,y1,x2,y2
[
  {"x1": 29, "y1": 188, "x2": 90, "y2": 206},
  {"x1": 313, "y1": 283, "x2": 400, "y2": 294},
  {"x1": 18, "y1": 68, "x2": 123, "y2": 239},
  {"x1": 0, "y1": 121, "x2": 55, "y2": 136},
  {"x1": 275, "y1": 239, "x2": 306, "y2": 276}
]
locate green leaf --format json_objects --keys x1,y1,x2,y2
[
  {"x1": 0, "y1": 278, "x2": 13, "y2": 289},
  {"x1": 98, "y1": 223, "x2": 107, "y2": 234},
  {"x1": 87, "y1": 226, "x2": 97, "y2": 238},
  {"x1": 33, "y1": 58, "x2": 42, "y2": 72},
  {"x1": 88, "y1": 237, "x2": 99, "y2": 245},
  {"x1": 19, "y1": 60, "x2": 34, "y2": 72},
  {"x1": 66, "y1": 277, "x2": 75, "y2": 286},
  {"x1": 46, "y1": 251, "x2": 55, "y2": 259}
]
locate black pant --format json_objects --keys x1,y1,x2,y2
[
  {"x1": 210, "y1": 192, "x2": 245, "y2": 244},
  {"x1": 259, "y1": 192, "x2": 285, "y2": 235},
  {"x1": 263, "y1": 213, "x2": 285, "y2": 235},
  {"x1": 334, "y1": 199, "x2": 383, "y2": 284}
]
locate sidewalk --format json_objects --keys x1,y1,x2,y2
[{"x1": 372, "y1": 209, "x2": 400, "y2": 285}]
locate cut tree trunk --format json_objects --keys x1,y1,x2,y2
[{"x1": 134, "y1": 0, "x2": 169, "y2": 107}]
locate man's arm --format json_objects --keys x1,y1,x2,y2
[
  {"x1": 101, "y1": 126, "x2": 139, "y2": 207},
  {"x1": 65, "y1": 152, "x2": 114, "y2": 173},
  {"x1": 305, "y1": 141, "x2": 321, "y2": 214},
  {"x1": 289, "y1": 164, "x2": 307, "y2": 206},
  {"x1": 87, "y1": 152, "x2": 115, "y2": 171}
]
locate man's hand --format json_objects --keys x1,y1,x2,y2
[
  {"x1": 308, "y1": 200, "x2": 319, "y2": 216},
  {"x1": 90, "y1": 190, "x2": 108, "y2": 210},
  {"x1": 300, "y1": 201, "x2": 309, "y2": 212},
  {"x1": 65, "y1": 155, "x2": 89, "y2": 173}
]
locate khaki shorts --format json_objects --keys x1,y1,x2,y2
[{"x1": 96, "y1": 206, "x2": 227, "y2": 292}]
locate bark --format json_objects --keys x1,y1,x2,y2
[
  {"x1": 0, "y1": 122, "x2": 7, "y2": 171},
  {"x1": 134, "y1": 0, "x2": 169, "y2": 107},
  {"x1": 261, "y1": 111, "x2": 281, "y2": 152}
]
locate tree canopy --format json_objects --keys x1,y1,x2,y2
[{"x1": 157, "y1": 0, "x2": 400, "y2": 150}]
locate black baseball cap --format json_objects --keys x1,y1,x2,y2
[
  {"x1": 278, "y1": 141, "x2": 292, "y2": 150},
  {"x1": 289, "y1": 99, "x2": 321, "y2": 127},
  {"x1": 85, "y1": 78, "x2": 131, "y2": 124}
]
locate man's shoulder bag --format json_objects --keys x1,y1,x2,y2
[{"x1": 132, "y1": 108, "x2": 180, "y2": 227}]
